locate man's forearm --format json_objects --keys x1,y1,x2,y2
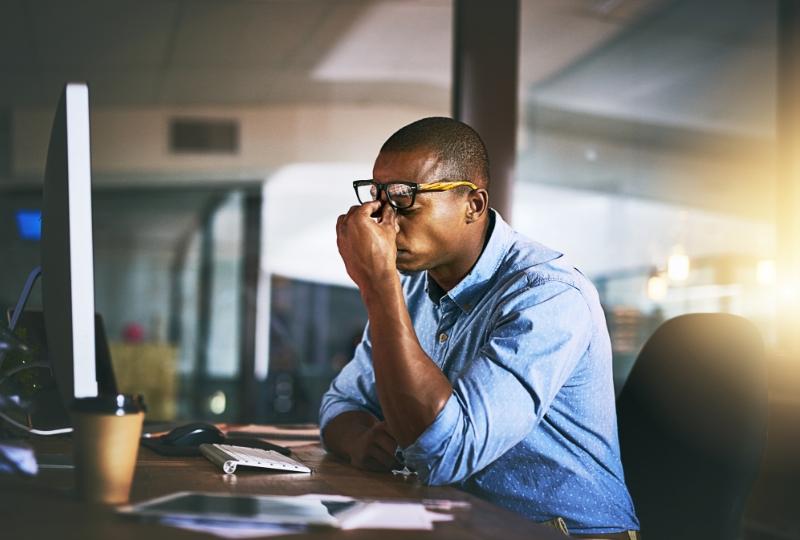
[
  {"x1": 322, "y1": 410, "x2": 379, "y2": 461},
  {"x1": 361, "y1": 274, "x2": 452, "y2": 447}
]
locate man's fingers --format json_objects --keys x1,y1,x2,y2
[
  {"x1": 352, "y1": 442, "x2": 395, "y2": 472},
  {"x1": 378, "y1": 200, "x2": 396, "y2": 226},
  {"x1": 361, "y1": 455, "x2": 392, "y2": 473},
  {"x1": 373, "y1": 428, "x2": 398, "y2": 457},
  {"x1": 337, "y1": 206, "x2": 363, "y2": 234},
  {"x1": 340, "y1": 202, "x2": 381, "y2": 227},
  {"x1": 356, "y1": 200, "x2": 382, "y2": 217},
  {"x1": 367, "y1": 444, "x2": 400, "y2": 470}
]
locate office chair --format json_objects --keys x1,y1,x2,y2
[{"x1": 616, "y1": 313, "x2": 767, "y2": 540}]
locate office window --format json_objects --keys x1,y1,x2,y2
[{"x1": 518, "y1": 0, "x2": 777, "y2": 390}]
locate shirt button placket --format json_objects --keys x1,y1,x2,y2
[
  {"x1": 435, "y1": 330, "x2": 449, "y2": 365},
  {"x1": 437, "y1": 304, "x2": 455, "y2": 367}
]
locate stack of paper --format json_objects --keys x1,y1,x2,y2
[
  {"x1": 157, "y1": 493, "x2": 454, "y2": 539},
  {"x1": 298, "y1": 493, "x2": 454, "y2": 531},
  {"x1": 338, "y1": 501, "x2": 454, "y2": 530}
]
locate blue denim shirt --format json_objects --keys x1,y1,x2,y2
[{"x1": 320, "y1": 210, "x2": 639, "y2": 534}]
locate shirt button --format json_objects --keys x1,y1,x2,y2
[{"x1": 439, "y1": 333, "x2": 448, "y2": 343}]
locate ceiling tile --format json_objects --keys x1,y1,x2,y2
[
  {"x1": 169, "y1": 0, "x2": 331, "y2": 68},
  {"x1": 0, "y1": 70, "x2": 50, "y2": 106},
  {"x1": 157, "y1": 67, "x2": 280, "y2": 104},
  {"x1": 529, "y1": 0, "x2": 776, "y2": 136},
  {"x1": 29, "y1": 0, "x2": 179, "y2": 67},
  {"x1": 312, "y1": 1, "x2": 451, "y2": 87},
  {"x1": 36, "y1": 68, "x2": 161, "y2": 105},
  {"x1": 0, "y1": 0, "x2": 35, "y2": 68}
]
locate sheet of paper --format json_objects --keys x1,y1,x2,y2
[
  {"x1": 338, "y1": 502, "x2": 434, "y2": 530},
  {"x1": 427, "y1": 510, "x2": 456, "y2": 523},
  {"x1": 295, "y1": 493, "x2": 354, "y2": 503},
  {"x1": 297, "y1": 494, "x2": 454, "y2": 530},
  {"x1": 157, "y1": 493, "x2": 456, "y2": 536},
  {"x1": 160, "y1": 518, "x2": 304, "y2": 539}
]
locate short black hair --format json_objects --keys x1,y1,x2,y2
[{"x1": 379, "y1": 117, "x2": 490, "y2": 189}]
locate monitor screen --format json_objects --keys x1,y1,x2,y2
[{"x1": 41, "y1": 83, "x2": 99, "y2": 402}]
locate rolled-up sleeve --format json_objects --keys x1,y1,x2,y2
[
  {"x1": 319, "y1": 322, "x2": 383, "y2": 435},
  {"x1": 402, "y1": 280, "x2": 592, "y2": 486}
]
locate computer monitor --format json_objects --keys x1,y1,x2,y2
[{"x1": 41, "y1": 83, "x2": 99, "y2": 404}]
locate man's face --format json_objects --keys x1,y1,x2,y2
[{"x1": 372, "y1": 148, "x2": 472, "y2": 274}]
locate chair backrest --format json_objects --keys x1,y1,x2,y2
[{"x1": 616, "y1": 313, "x2": 767, "y2": 540}]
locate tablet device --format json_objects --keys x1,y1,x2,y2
[{"x1": 119, "y1": 491, "x2": 361, "y2": 528}]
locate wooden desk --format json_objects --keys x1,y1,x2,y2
[{"x1": 0, "y1": 435, "x2": 563, "y2": 540}]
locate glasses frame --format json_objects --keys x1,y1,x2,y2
[{"x1": 352, "y1": 179, "x2": 478, "y2": 210}]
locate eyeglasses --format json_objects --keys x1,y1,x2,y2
[{"x1": 353, "y1": 180, "x2": 478, "y2": 210}]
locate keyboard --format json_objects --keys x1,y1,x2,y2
[{"x1": 199, "y1": 443, "x2": 311, "y2": 475}]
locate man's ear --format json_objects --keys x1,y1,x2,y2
[{"x1": 465, "y1": 189, "x2": 489, "y2": 223}]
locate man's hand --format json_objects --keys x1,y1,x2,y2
[
  {"x1": 336, "y1": 201, "x2": 399, "y2": 289},
  {"x1": 348, "y1": 421, "x2": 401, "y2": 472},
  {"x1": 322, "y1": 411, "x2": 401, "y2": 473}
]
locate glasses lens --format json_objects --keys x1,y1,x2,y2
[
  {"x1": 386, "y1": 183, "x2": 414, "y2": 208},
  {"x1": 356, "y1": 183, "x2": 377, "y2": 204}
]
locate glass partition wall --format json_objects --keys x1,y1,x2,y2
[{"x1": 518, "y1": 0, "x2": 777, "y2": 391}]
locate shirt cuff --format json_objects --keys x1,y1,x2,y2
[{"x1": 401, "y1": 392, "x2": 461, "y2": 482}]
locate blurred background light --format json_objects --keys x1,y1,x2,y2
[
  {"x1": 756, "y1": 259, "x2": 776, "y2": 286},
  {"x1": 209, "y1": 390, "x2": 227, "y2": 415},
  {"x1": 647, "y1": 273, "x2": 669, "y2": 301},
  {"x1": 667, "y1": 251, "x2": 690, "y2": 282}
]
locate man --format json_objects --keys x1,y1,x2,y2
[{"x1": 320, "y1": 117, "x2": 639, "y2": 538}]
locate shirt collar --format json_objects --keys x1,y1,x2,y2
[{"x1": 427, "y1": 209, "x2": 560, "y2": 313}]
